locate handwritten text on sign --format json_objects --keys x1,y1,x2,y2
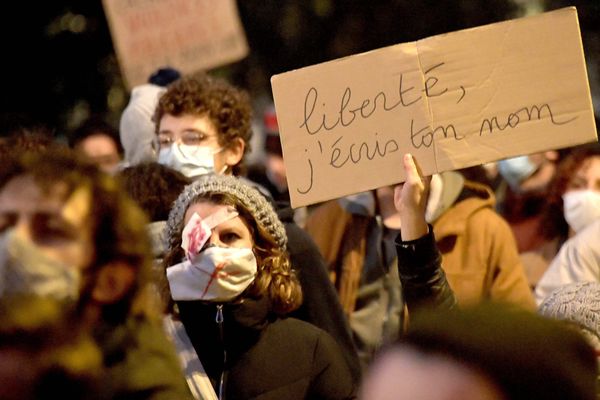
[{"x1": 271, "y1": 7, "x2": 597, "y2": 208}]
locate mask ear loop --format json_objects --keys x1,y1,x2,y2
[{"x1": 181, "y1": 207, "x2": 239, "y2": 261}]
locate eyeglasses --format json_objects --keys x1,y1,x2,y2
[{"x1": 152, "y1": 131, "x2": 218, "y2": 153}]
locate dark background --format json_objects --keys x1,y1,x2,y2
[{"x1": 1, "y1": 0, "x2": 598, "y2": 137}]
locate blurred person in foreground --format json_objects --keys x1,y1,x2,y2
[
  {"x1": 0, "y1": 295, "x2": 106, "y2": 400},
  {"x1": 361, "y1": 303, "x2": 598, "y2": 400},
  {"x1": 0, "y1": 146, "x2": 193, "y2": 399}
]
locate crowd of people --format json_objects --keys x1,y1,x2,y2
[{"x1": 0, "y1": 68, "x2": 599, "y2": 399}]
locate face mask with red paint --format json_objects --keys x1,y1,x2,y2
[
  {"x1": 166, "y1": 209, "x2": 257, "y2": 302},
  {"x1": 166, "y1": 245, "x2": 257, "y2": 302}
]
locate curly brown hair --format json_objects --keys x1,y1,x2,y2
[
  {"x1": 539, "y1": 143, "x2": 600, "y2": 241},
  {"x1": 163, "y1": 192, "x2": 302, "y2": 316},
  {"x1": 153, "y1": 73, "x2": 253, "y2": 176}
]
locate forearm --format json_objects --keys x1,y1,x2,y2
[{"x1": 396, "y1": 227, "x2": 457, "y2": 311}]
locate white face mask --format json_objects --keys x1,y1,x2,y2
[
  {"x1": 0, "y1": 228, "x2": 81, "y2": 301},
  {"x1": 157, "y1": 144, "x2": 222, "y2": 179},
  {"x1": 167, "y1": 246, "x2": 257, "y2": 302},
  {"x1": 563, "y1": 190, "x2": 600, "y2": 233}
]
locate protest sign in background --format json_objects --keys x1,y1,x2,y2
[
  {"x1": 271, "y1": 7, "x2": 597, "y2": 208},
  {"x1": 102, "y1": 0, "x2": 248, "y2": 88}
]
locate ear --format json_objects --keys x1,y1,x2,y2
[
  {"x1": 91, "y1": 261, "x2": 136, "y2": 305},
  {"x1": 222, "y1": 137, "x2": 245, "y2": 169}
]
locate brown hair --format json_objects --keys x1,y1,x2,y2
[
  {"x1": 538, "y1": 143, "x2": 600, "y2": 241},
  {"x1": 163, "y1": 192, "x2": 302, "y2": 316},
  {"x1": 153, "y1": 73, "x2": 253, "y2": 176}
]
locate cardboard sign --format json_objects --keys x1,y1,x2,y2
[
  {"x1": 271, "y1": 7, "x2": 597, "y2": 208},
  {"x1": 103, "y1": 0, "x2": 248, "y2": 88}
]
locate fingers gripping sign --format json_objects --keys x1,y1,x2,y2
[{"x1": 394, "y1": 154, "x2": 431, "y2": 241}]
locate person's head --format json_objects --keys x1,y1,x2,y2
[
  {"x1": 153, "y1": 73, "x2": 252, "y2": 179},
  {"x1": 164, "y1": 174, "x2": 301, "y2": 315},
  {"x1": 361, "y1": 303, "x2": 598, "y2": 400},
  {"x1": 540, "y1": 143, "x2": 600, "y2": 238},
  {"x1": 118, "y1": 162, "x2": 191, "y2": 223},
  {"x1": 539, "y1": 282, "x2": 600, "y2": 355},
  {"x1": 0, "y1": 127, "x2": 55, "y2": 158},
  {"x1": 0, "y1": 146, "x2": 153, "y2": 323},
  {"x1": 497, "y1": 151, "x2": 560, "y2": 193},
  {"x1": 0, "y1": 295, "x2": 106, "y2": 400},
  {"x1": 69, "y1": 118, "x2": 122, "y2": 174}
]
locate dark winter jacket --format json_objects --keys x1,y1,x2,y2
[
  {"x1": 97, "y1": 314, "x2": 194, "y2": 400},
  {"x1": 395, "y1": 226, "x2": 457, "y2": 311},
  {"x1": 177, "y1": 295, "x2": 357, "y2": 400},
  {"x1": 277, "y1": 203, "x2": 361, "y2": 382}
]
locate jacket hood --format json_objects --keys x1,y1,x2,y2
[
  {"x1": 433, "y1": 178, "x2": 496, "y2": 239},
  {"x1": 426, "y1": 171, "x2": 465, "y2": 223},
  {"x1": 119, "y1": 84, "x2": 165, "y2": 166}
]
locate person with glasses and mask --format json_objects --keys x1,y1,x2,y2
[{"x1": 153, "y1": 73, "x2": 251, "y2": 180}]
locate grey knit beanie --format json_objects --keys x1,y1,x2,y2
[
  {"x1": 166, "y1": 174, "x2": 287, "y2": 252},
  {"x1": 538, "y1": 282, "x2": 600, "y2": 342}
]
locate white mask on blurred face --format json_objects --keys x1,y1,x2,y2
[
  {"x1": 0, "y1": 228, "x2": 80, "y2": 301},
  {"x1": 563, "y1": 190, "x2": 600, "y2": 233},
  {"x1": 158, "y1": 144, "x2": 223, "y2": 179}
]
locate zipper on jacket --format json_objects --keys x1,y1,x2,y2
[{"x1": 216, "y1": 304, "x2": 227, "y2": 400}]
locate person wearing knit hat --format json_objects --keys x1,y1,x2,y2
[
  {"x1": 539, "y1": 281, "x2": 600, "y2": 354},
  {"x1": 161, "y1": 173, "x2": 356, "y2": 399}
]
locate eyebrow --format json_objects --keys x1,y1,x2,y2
[{"x1": 181, "y1": 128, "x2": 211, "y2": 136}]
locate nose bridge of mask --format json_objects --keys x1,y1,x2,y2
[
  {"x1": 158, "y1": 143, "x2": 225, "y2": 179},
  {"x1": 176, "y1": 142, "x2": 222, "y2": 157},
  {"x1": 181, "y1": 207, "x2": 239, "y2": 261}
]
